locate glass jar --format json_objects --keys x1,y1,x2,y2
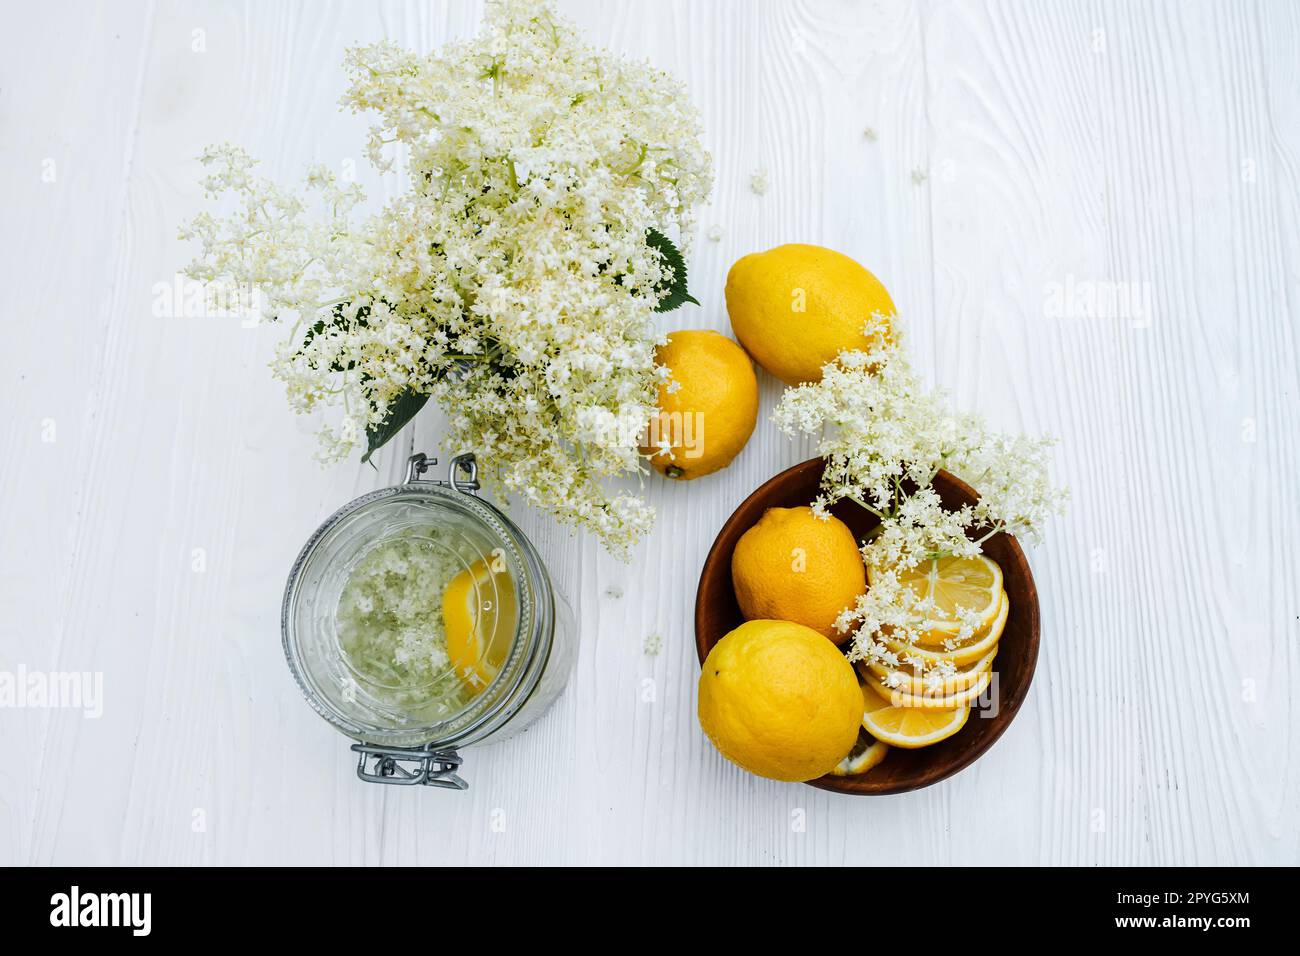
[{"x1": 282, "y1": 452, "x2": 577, "y2": 789}]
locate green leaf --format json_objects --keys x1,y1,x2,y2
[
  {"x1": 361, "y1": 388, "x2": 430, "y2": 464},
  {"x1": 646, "y1": 227, "x2": 699, "y2": 313}
]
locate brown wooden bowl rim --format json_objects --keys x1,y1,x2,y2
[{"x1": 693, "y1": 457, "x2": 1040, "y2": 795}]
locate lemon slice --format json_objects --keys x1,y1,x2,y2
[
  {"x1": 442, "y1": 558, "x2": 516, "y2": 694},
  {"x1": 881, "y1": 588, "x2": 1009, "y2": 667},
  {"x1": 830, "y1": 731, "x2": 890, "y2": 776},
  {"x1": 860, "y1": 690, "x2": 970, "y2": 749},
  {"x1": 861, "y1": 644, "x2": 997, "y2": 697},
  {"x1": 866, "y1": 667, "x2": 991, "y2": 710},
  {"x1": 871, "y1": 555, "x2": 1003, "y2": 645}
]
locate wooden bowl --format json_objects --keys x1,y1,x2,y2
[{"x1": 695, "y1": 458, "x2": 1039, "y2": 795}]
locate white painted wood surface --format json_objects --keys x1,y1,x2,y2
[{"x1": 2, "y1": 0, "x2": 1297, "y2": 866}]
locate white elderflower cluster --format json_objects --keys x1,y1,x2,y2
[
  {"x1": 775, "y1": 343, "x2": 1067, "y2": 668},
  {"x1": 335, "y1": 536, "x2": 466, "y2": 716},
  {"x1": 180, "y1": 0, "x2": 712, "y2": 555}
]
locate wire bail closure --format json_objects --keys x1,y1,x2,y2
[
  {"x1": 350, "y1": 742, "x2": 469, "y2": 789},
  {"x1": 406, "y1": 452, "x2": 480, "y2": 493}
]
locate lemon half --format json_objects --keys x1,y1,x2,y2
[{"x1": 442, "y1": 558, "x2": 516, "y2": 695}]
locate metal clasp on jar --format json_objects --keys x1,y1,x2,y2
[
  {"x1": 350, "y1": 742, "x2": 469, "y2": 790},
  {"x1": 406, "y1": 452, "x2": 480, "y2": 493}
]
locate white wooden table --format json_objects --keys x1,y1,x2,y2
[{"x1": 2, "y1": 0, "x2": 1297, "y2": 866}]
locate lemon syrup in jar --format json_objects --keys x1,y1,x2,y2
[{"x1": 282, "y1": 454, "x2": 577, "y2": 789}]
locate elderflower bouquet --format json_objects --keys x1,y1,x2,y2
[
  {"x1": 773, "y1": 344, "x2": 1068, "y2": 679},
  {"x1": 180, "y1": 0, "x2": 712, "y2": 554}
]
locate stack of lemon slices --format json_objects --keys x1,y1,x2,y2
[{"x1": 832, "y1": 554, "x2": 1010, "y2": 775}]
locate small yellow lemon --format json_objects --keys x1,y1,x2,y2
[
  {"x1": 725, "y1": 244, "x2": 895, "y2": 385},
  {"x1": 698, "y1": 620, "x2": 862, "y2": 782},
  {"x1": 731, "y1": 506, "x2": 866, "y2": 643},
  {"x1": 641, "y1": 330, "x2": 758, "y2": 480},
  {"x1": 442, "y1": 558, "x2": 516, "y2": 695}
]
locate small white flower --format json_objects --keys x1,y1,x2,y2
[{"x1": 749, "y1": 170, "x2": 768, "y2": 195}]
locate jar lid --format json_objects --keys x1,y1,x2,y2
[{"x1": 282, "y1": 454, "x2": 553, "y2": 750}]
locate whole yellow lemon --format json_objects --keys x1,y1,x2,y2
[
  {"x1": 698, "y1": 620, "x2": 862, "y2": 782},
  {"x1": 731, "y1": 506, "x2": 866, "y2": 643},
  {"x1": 640, "y1": 330, "x2": 758, "y2": 480},
  {"x1": 725, "y1": 244, "x2": 895, "y2": 385}
]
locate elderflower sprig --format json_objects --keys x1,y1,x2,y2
[
  {"x1": 775, "y1": 343, "x2": 1067, "y2": 669},
  {"x1": 179, "y1": 0, "x2": 713, "y2": 556}
]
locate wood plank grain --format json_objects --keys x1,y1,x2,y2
[{"x1": 0, "y1": 0, "x2": 159, "y2": 866}]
